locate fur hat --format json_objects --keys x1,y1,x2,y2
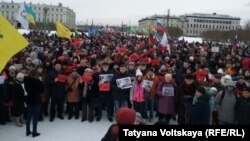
[
  {"x1": 242, "y1": 86, "x2": 250, "y2": 92},
  {"x1": 136, "y1": 69, "x2": 143, "y2": 77},
  {"x1": 16, "y1": 72, "x2": 24, "y2": 79},
  {"x1": 116, "y1": 108, "x2": 136, "y2": 125}
]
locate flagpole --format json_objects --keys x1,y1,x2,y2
[{"x1": 43, "y1": 7, "x2": 48, "y2": 34}]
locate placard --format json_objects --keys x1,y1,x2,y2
[
  {"x1": 162, "y1": 87, "x2": 174, "y2": 96},
  {"x1": 211, "y1": 46, "x2": 219, "y2": 52},
  {"x1": 99, "y1": 74, "x2": 113, "y2": 83},
  {"x1": 116, "y1": 77, "x2": 132, "y2": 89}
]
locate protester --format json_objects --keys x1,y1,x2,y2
[{"x1": 235, "y1": 86, "x2": 250, "y2": 124}]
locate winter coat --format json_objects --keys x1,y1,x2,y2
[
  {"x1": 130, "y1": 81, "x2": 145, "y2": 102},
  {"x1": 24, "y1": 76, "x2": 44, "y2": 105},
  {"x1": 66, "y1": 73, "x2": 81, "y2": 103},
  {"x1": 186, "y1": 93, "x2": 210, "y2": 125},
  {"x1": 11, "y1": 82, "x2": 25, "y2": 116},
  {"x1": 215, "y1": 90, "x2": 238, "y2": 124},
  {"x1": 143, "y1": 74, "x2": 160, "y2": 99},
  {"x1": 111, "y1": 72, "x2": 131, "y2": 101},
  {"x1": 47, "y1": 69, "x2": 67, "y2": 99},
  {"x1": 157, "y1": 80, "x2": 177, "y2": 115},
  {"x1": 235, "y1": 97, "x2": 250, "y2": 125}
]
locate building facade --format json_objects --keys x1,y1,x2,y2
[
  {"x1": 138, "y1": 15, "x2": 184, "y2": 32},
  {"x1": 139, "y1": 13, "x2": 241, "y2": 37},
  {"x1": 0, "y1": 1, "x2": 76, "y2": 29},
  {"x1": 183, "y1": 13, "x2": 241, "y2": 37}
]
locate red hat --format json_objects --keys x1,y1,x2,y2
[
  {"x1": 196, "y1": 70, "x2": 208, "y2": 80},
  {"x1": 129, "y1": 53, "x2": 139, "y2": 62},
  {"x1": 119, "y1": 48, "x2": 127, "y2": 55},
  {"x1": 58, "y1": 56, "x2": 65, "y2": 62},
  {"x1": 151, "y1": 58, "x2": 160, "y2": 66},
  {"x1": 116, "y1": 108, "x2": 136, "y2": 125},
  {"x1": 161, "y1": 46, "x2": 167, "y2": 53},
  {"x1": 82, "y1": 73, "x2": 92, "y2": 83}
]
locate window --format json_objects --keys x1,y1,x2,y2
[
  {"x1": 187, "y1": 30, "x2": 189, "y2": 33},
  {"x1": 225, "y1": 26, "x2": 227, "y2": 29},
  {"x1": 200, "y1": 24, "x2": 202, "y2": 28},
  {"x1": 209, "y1": 25, "x2": 211, "y2": 29},
  {"x1": 217, "y1": 25, "x2": 218, "y2": 29},
  {"x1": 203, "y1": 25, "x2": 205, "y2": 28},
  {"x1": 12, "y1": 6, "x2": 14, "y2": 8},
  {"x1": 229, "y1": 26, "x2": 231, "y2": 30},
  {"x1": 206, "y1": 25, "x2": 208, "y2": 28},
  {"x1": 194, "y1": 24, "x2": 195, "y2": 28},
  {"x1": 187, "y1": 24, "x2": 189, "y2": 28},
  {"x1": 194, "y1": 19, "x2": 196, "y2": 22},
  {"x1": 191, "y1": 24, "x2": 192, "y2": 28},
  {"x1": 2, "y1": 5, "x2": 4, "y2": 8},
  {"x1": 213, "y1": 25, "x2": 215, "y2": 29},
  {"x1": 6, "y1": 5, "x2": 9, "y2": 8}
]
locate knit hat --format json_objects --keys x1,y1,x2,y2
[
  {"x1": 116, "y1": 108, "x2": 136, "y2": 125},
  {"x1": 136, "y1": 69, "x2": 143, "y2": 77},
  {"x1": 217, "y1": 68, "x2": 224, "y2": 74},
  {"x1": 237, "y1": 75, "x2": 245, "y2": 80},
  {"x1": 196, "y1": 86, "x2": 206, "y2": 95},
  {"x1": 8, "y1": 65, "x2": 16, "y2": 71},
  {"x1": 16, "y1": 72, "x2": 25, "y2": 79},
  {"x1": 225, "y1": 80, "x2": 236, "y2": 88},
  {"x1": 242, "y1": 86, "x2": 250, "y2": 92}
]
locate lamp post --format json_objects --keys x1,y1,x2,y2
[
  {"x1": 166, "y1": 9, "x2": 170, "y2": 28},
  {"x1": 43, "y1": 7, "x2": 48, "y2": 33}
]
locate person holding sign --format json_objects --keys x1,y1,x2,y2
[
  {"x1": 111, "y1": 64, "x2": 131, "y2": 112},
  {"x1": 97, "y1": 62, "x2": 114, "y2": 122},
  {"x1": 143, "y1": 68, "x2": 160, "y2": 122},
  {"x1": 157, "y1": 73, "x2": 177, "y2": 124},
  {"x1": 47, "y1": 61, "x2": 67, "y2": 122}
]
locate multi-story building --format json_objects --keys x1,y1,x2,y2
[
  {"x1": 183, "y1": 13, "x2": 241, "y2": 37},
  {"x1": 0, "y1": 1, "x2": 76, "y2": 29},
  {"x1": 138, "y1": 15, "x2": 184, "y2": 32},
  {"x1": 139, "y1": 13, "x2": 241, "y2": 37}
]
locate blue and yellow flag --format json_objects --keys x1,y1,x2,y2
[{"x1": 24, "y1": 4, "x2": 36, "y2": 25}]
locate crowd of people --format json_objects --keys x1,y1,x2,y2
[{"x1": 1, "y1": 30, "x2": 250, "y2": 138}]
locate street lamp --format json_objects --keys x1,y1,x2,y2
[{"x1": 43, "y1": 7, "x2": 48, "y2": 33}]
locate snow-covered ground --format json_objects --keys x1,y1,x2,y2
[{"x1": 0, "y1": 112, "x2": 177, "y2": 141}]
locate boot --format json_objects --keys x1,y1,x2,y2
[
  {"x1": 20, "y1": 114, "x2": 25, "y2": 124},
  {"x1": 16, "y1": 117, "x2": 23, "y2": 127}
]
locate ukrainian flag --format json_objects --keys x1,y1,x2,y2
[{"x1": 24, "y1": 4, "x2": 36, "y2": 25}]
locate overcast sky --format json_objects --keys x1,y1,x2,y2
[{"x1": 6, "y1": 0, "x2": 250, "y2": 26}]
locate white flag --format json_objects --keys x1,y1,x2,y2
[
  {"x1": 16, "y1": 3, "x2": 29, "y2": 30},
  {"x1": 160, "y1": 32, "x2": 168, "y2": 46}
]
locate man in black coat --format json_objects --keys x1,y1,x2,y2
[
  {"x1": 235, "y1": 87, "x2": 250, "y2": 124},
  {"x1": 47, "y1": 62, "x2": 67, "y2": 121},
  {"x1": 111, "y1": 64, "x2": 131, "y2": 112}
]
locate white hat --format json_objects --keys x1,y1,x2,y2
[
  {"x1": 224, "y1": 75, "x2": 232, "y2": 80},
  {"x1": 136, "y1": 69, "x2": 143, "y2": 77},
  {"x1": 8, "y1": 65, "x2": 16, "y2": 71},
  {"x1": 217, "y1": 68, "x2": 224, "y2": 74},
  {"x1": 16, "y1": 72, "x2": 24, "y2": 79},
  {"x1": 85, "y1": 68, "x2": 92, "y2": 72},
  {"x1": 189, "y1": 56, "x2": 194, "y2": 61}
]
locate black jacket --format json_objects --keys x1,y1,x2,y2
[
  {"x1": 235, "y1": 97, "x2": 250, "y2": 125},
  {"x1": 47, "y1": 69, "x2": 66, "y2": 98},
  {"x1": 98, "y1": 69, "x2": 115, "y2": 94},
  {"x1": 24, "y1": 76, "x2": 44, "y2": 105},
  {"x1": 11, "y1": 82, "x2": 25, "y2": 116},
  {"x1": 101, "y1": 124, "x2": 118, "y2": 141},
  {"x1": 111, "y1": 72, "x2": 131, "y2": 101},
  {"x1": 186, "y1": 93, "x2": 210, "y2": 125}
]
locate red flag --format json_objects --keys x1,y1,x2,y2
[{"x1": 99, "y1": 83, "x2": 110, "y2": 92}]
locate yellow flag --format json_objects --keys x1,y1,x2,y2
[
  {"x1": 0, "y1": 15, "x2": 29, "y2": 73},
  {"x1": 55, "y1": 21, "x2": 71, "y2": 40}
]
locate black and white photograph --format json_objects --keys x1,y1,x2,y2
[
  {"x1": 142, "y1": 80, "x2": 153, "y2": 89},
  {"x1": 162, "y1": 87, "x2": 174, "y2": 96},
  {"x1": 116, "y1": 77, "x2": 132, "y2": 89},
  {"x1": 99, "y1": 74, "x2": 113, "y2": 83}
]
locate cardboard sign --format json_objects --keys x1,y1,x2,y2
[
  {"x1": 211, "y1": 46, "x2": 219, "y2": 53},
  {"x1": 162, "y1": 87, "x2": 174, "y2": 96},
  {"x1": 99, "y1": 83, "x2": 110, "y2": 92}
]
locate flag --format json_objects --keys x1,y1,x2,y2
[
  {"x1": 55, "y1": 21, "x2": 72, "y2": 40},
  {"x1": 24, "y1": 4, "x2": 36, "y2": 25},
  {"x1": 87, "y1": 26, "x2": 98, "y2": 36},
  {"x1": 16, "y1": 3, "x2": 29, "y2": 29},
  {"x1": 74, "y1": 29, "x2": 79, "y2": 37},
  {"x1": 156, "y1": 21, "x2": 169, "y2": 34},
  {"x1": 148, "y1": 34, "x2": 155, "y2": 47},
  {"x1": 142, "y1": 28, "x2": 149, "y2": 35},
  {"x1": 0, "y1": 15, "x2": 29, "y2": 73},
  {"x1": 128, "y1": 26, "x2": 137, "y2": 34},
  {"x1": 160, "y1": 32, "x2": 168, "y2": 46},
  {"x1": 231, "y1": 34, "x2": 239, "y2": 53}
]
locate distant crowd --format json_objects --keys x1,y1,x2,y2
[{"x1": 1, "y1": 30, "x2": 250, "y2": 137}]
